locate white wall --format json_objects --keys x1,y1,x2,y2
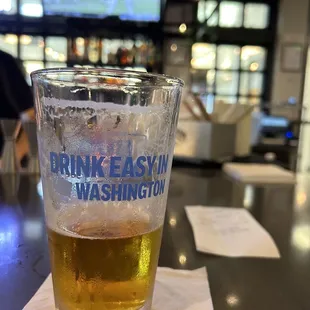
[
  {"x1": 297, "y1": 47, "x2": 310, "y2": 172},
  {"x1": 271, "y1": 0, "x2": 310, "y2": 104}
]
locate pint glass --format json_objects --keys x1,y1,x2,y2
[{"x1": 31, "y1": 68, "x2": 183, "y2": 310}]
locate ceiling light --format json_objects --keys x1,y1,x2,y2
[{"x1": 179, "y1": 23, "x2": 187, "y2": 33}]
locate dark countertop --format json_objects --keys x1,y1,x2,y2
[{"x1": 0, "y1": 168, "x2": 309, "y2": 310}]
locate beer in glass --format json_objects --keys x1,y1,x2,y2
[{"x1": 31, "y1": 68, "x2": 183, "y2": 310}]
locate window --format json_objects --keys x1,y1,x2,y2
[
  {"x1": 20, "y1": 35, "x2": 44, "y2": 84},
  {"x1": 205, "y1": 1, "x2": 218, "y2": 26},
  {"x1": 238, "y1": 96, "x2": 261, "y2": 105},
  {"x1": 88, "y1": 37, "x2": 100, "y2": 63},
  {"x1": 216, "y1": 71, "x2": 239, "y2": 95},
  {"x1": 101, "y1": 39, "x2": 124, "y2": 64},
  {"x1": 198, "y1": 0, "x2": 218, "y2": 26},
  {"x1": 102, "y1": 39, "x2": 110, "y2": 63},
  {"x1": 191, "y1": 43, "x2": 216, "y2": 69},
  {"x1": 217, "y1": 45, "x2": 240, "y2": 70},
  {"x1": 244, "y1": 3, "x2": 269, "y2": 29},
  {"x1": 191, "y1": 43, "x2": 267, "y2": 104},
  {"x1": 206, "y1": 69, "x2": 215, "y2": 92},
  {"x1": 241, "y1": 46, "x2": 266, "y2": 70},
  {"x1": 0, "y1": 34, "x2": 18, "y2": 57},
  {"x1": 46, "y1": 37, "x2": 67, "y2": 62},
  {"x1": 20, "y1": 35, "x2": 44, "y2": 60},
  {"x1": 195, "y1": 1, "x2": 272, "y2": 106},
  {"x1": 68, "y1": 37, "x2": 86, "y2": 62},
  {"x1": 20, "y1": 0, "x2": 43, "y2": 17},
  {"x1": 123, "y1": 40, "x2": 134, "y2": 50},
  {"x1": 0, "y1": 0, "x2": 17, "y2": 15},
  {"x1": 197, "y1": 1, "x2": 270, "y2": 29},
  {"x1": 215, "y1": 95, "x2": 237, "y2": 104},
  {"x1": 23, "y1": 61, "x2": 44, "y2": 84},
  {"x1": 219, "y1": 2, "x2": 243, "y2": 28},
  {"x1": 45, "y1": 62, "x2": 67, "y2": 69},
  {"x1": 102, "y1": 39, "x2": 156, "y2": 67},
  {"x1": 197, "y1": 1, "x2": 205, "y2": 23},
  {"x1": 239, "y1": 72, "x2": 264, "y2": 96}
]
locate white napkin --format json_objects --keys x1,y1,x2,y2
[
  {"x1": 186, "y1": 206, "x2": 280, "y2": 258},
  {"x1": 153, "y1": 267, "x2": 213, "y2": 310},
  {"x1": 23, "y1": 267, "x2": 213, "y2": 310},
  {"x1": 223, "y1": 163, "x2": 295, "y2": 184}
]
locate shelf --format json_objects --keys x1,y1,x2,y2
[
  {"x1": 67, "y1": 60, "x2": 149, "y2": 67},
  {"x1": 65, "y1": 61, "x2": 154, "y2": 72}
]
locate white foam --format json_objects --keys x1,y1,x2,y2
[
  {"x1": 46, "y1": 202, "x2": 156, "y2": 240},
  {"x1": 43, "y1": 97, "x2": 163, "y2": 114}
]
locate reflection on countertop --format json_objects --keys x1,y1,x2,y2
[{"x1": 0, "y1": 168, "x2": 310, "y2": 309}]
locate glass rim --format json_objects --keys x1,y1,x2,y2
[{"x1": 31, "y1": 67, "x2": 184, "y2": 88}]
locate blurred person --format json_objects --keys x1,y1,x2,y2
[{"x1": 0, "y1": 49, "x2": 35, "y2": 165}]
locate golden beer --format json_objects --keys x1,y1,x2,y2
[{"x1": 47, "y1": 220, "x2": 162, "y2": 310}]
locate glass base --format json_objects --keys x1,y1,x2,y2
[
  {"x1": 55, "y1": 297, "x2": 153, "y2": 310},
  {"x1": 138, "y1": 299, "x2": 152, "y2": 310}
]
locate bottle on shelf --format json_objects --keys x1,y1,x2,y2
[
  {"x1": 68, "y1": 36, "x2": 156, "y2": 70},
  {"x1": 88, "y1": 37, "x2": 100, "y2": 63}
]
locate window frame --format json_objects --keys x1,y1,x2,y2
[
  {"x1": 191, "y1": 43, "x2": 269, "y2": 104},
  {"x1": 197, "y1": 0, "x2": 274, "y2": 30},
  {"x1": 194, "y1": 0, "x2": 278, "y2": 106}
]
